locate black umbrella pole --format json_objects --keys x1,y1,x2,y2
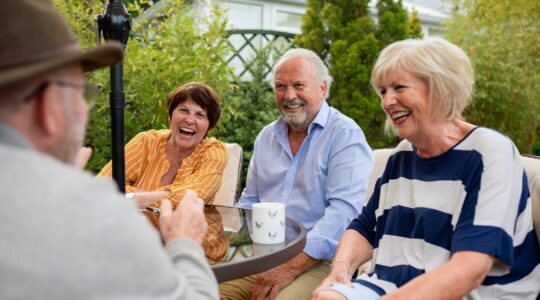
[
  {"x1": 96, "y1": 0, "x2": 130, "y2": 193},
  {"x1": 110, "y1": 63, "x2": 126, "y2": 193}
]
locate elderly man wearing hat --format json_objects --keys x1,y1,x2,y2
[{"x1": 0, "y1": 1, "x2": 218, "y2": 299}]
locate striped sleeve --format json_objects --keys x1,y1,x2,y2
[
  {"x1": 348, "y1": 177, "x2": 382, "y2": 246},
  {"x1": 96, "y1": 131, "x2": 150, "y2": 193},
  {"x1": 452, "y1": 132, "x2": 522, "y2": 266}
]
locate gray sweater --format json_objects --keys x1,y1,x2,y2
[{"x1": 0, "y1": 123, "x2": 219, "y2": 299}]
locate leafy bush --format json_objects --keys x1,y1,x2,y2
[
  {"x1": 408, "y1": 9, "x2": 423, "y2": 38},
  {"x1": 445, "y1": 0, "x2": 540, "y2": 153},
  {"x1": 215, "y1": 45, "x2": 281, "y2": 186},
  {"x1": 55, "y1": 0, "x2": 234, "y2": 173},
  {"x1": 295, "y1": 0, "x2": 413, "y2": 149}
]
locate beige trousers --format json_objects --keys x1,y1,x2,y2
[{"x1": 219, "y1": 261, "x2": 331, "y2": 300}]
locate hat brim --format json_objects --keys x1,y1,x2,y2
[{"x1": 0, "y1": 41, "x2": 123, "y2": 89}]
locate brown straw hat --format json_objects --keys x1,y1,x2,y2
[{"x1": 0, "y1": 0, "x2": 124, "y2": 89}]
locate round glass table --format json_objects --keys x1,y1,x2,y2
[{"x1": 206, "y1": 205, "x2": 306, "y2": 282}]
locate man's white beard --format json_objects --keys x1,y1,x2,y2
[
  {"x1": 282, "y1": 110, "x2": 308, "y2": 129},
  {"x1": 280, "y1": 99, "x2": 310, "y2": 129}
]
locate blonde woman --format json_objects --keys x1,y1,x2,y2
[{"x1": 312, "y1": 38, "x2": 540, "y2": 299}]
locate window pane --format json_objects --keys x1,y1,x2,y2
[
  {"x1": 224, "y1": 2, "x2": 263, "y2": 29},
  {"x1": 275, "y1": 10, "x2": 303, "y2": 29}
]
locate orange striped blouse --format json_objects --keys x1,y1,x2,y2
[{"x1": 97, "y1": 129, "x2": 229, "y2": 263}]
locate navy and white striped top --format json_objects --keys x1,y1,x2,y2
[{"x1": 349, "y1": 127, "x2": 540, "y2": 299}]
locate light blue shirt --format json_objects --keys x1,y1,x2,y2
[{"x1": 236, "y1": 101, "x2": 374, "y2": 259}]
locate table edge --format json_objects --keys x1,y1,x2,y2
[{"x1": 211, "y1": 214, "x2": 307, "y2": 282}]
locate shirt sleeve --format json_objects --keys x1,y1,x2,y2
[
  {"x1": 304, "y1": 128, "x2": 374, "y2": 259},
  {"x1": 96, "y1": 131, "x2": 149, "y2": 193},
  {"x1": 158, "y1": 141, "x2": 228, "y2": 206},
  {"x1": 165, "y1": 239, "x2": 220, "y2": 299},
  {"x1": 61, "y1": 170, "x2": 219, "y2": 299},
  {"x1": 98, "y1": 184, "x2": 219, "y2": 300},
  {"x1": 451, "y1": 138, "x2": 522, "y2": 267},
  {"x1": 348, "y1": 177, "x2": 382, "y2": 247}
]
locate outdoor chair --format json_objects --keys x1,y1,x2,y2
[
  {"x1": 357, "y1": 148, "x2": 540, "y2": 280},
  {"x1": 213, "y1": 143, "x2": 243, "y2": 206},
  {"x1": 212, "y1": 143, "x2": 243, "y2": 233}
]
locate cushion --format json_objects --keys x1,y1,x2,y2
[{"x1": 213, "y1": 143, "x2": 243, "y2": 206}]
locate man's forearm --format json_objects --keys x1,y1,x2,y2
[{"x1": 279, "y1": 252, "x2": 320, "y2": 277}]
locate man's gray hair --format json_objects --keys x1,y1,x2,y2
[{"x1": 273, "y1": 48, "x2": 332, "y2": 99}]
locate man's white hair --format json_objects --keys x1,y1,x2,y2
[{"x1": 273, "y1": 48, "x2": 332, "y2": 99}]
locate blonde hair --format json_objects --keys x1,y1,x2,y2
[{"x1": 371, "y1": 38, "x2": 474, "y2": 134}]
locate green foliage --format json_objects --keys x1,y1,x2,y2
[
  {"x1": 296, "y1": 0, "x2": 414, "y2": 148},
  {"x1": 214, "y1": 45, "x2": 281, "y2": 186},
  {"x1": 445, "y1": 0, "x2": 540, "y2": 153},
  {"x1": 55, "y1": 0, "x2": 234, "y2": 173},
  {"x1": 408, "y1": 9, "x2": 423, "y2": 38},
  {"x1": 376, "y1": 0, "x2": 409, "y2": 46},
  {"x1": 125, "y1": 0, "x2": 154, "y2": 17},
  {"x1": 294, "y1": 0, "x2": 330, "y2": 62}
]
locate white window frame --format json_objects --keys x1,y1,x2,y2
[{"x1": 224, "y1": 0, "x2": 305, "y2": 34}]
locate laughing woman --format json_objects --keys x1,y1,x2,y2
[
  {"x1": 311, "y1": 38, "x2": 540, "y2": 299},
  {"x1": 98, "y1": 81, "x2": 229, "y2": 264}
]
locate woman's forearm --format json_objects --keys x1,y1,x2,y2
[
  {"x1": 333, "y1": 229, "x2": 374, "y2": 274},
  {"x1": 382, "y1": 251, "x2": 494, "y2": 300}
]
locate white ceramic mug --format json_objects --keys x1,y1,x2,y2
[{"x1": 251, "y1": 202, "x2": 286, "y2": 244}]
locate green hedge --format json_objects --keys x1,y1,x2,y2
[
  {"x1": 446, "y1": 0, "x2": 540, "y2": 154},
  {"x1": 295, "y1": 0, "x2": 412, "y2": 149},
  {"x1": 56, "y1": 0, "x2": 235, "y2": 173}
]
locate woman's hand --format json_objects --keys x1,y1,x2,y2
[
  {"x1": 310, "y1": 262, "x2": 352, "y2": 300},
  {"x1": 321, "y1": 262, "x2": 353, "y2": 289},
  {"x1": 131, "y1": 191, "x2": 170, "y2": 208},
  {"x1": 310, "y1": 289, "x2": 347, "y2": 300}
]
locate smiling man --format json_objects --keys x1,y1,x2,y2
[{"x1": 219, "y1": 49, "x2": 374, "y2": 300}]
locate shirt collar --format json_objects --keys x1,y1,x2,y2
[
  {"x1": 310, "y1": 100, "x2": 330, "y2": 131},
  {"x1": 0, "y1": 122, "x2": 33, "y2": 149}
]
